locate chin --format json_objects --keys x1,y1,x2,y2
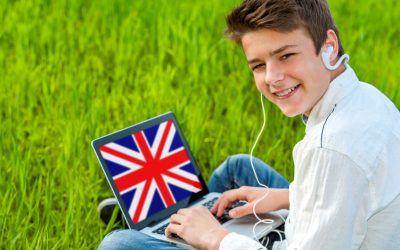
[{"x1": 280, "y1": 108, "x2": 302, "y2": 118}]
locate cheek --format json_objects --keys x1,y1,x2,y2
[
  {"x1": 254, "y1": 80, "x2": 275, "y2": 103},
  {"x1": 253, "y1": 73, "x2": 266, "y2": 92}
]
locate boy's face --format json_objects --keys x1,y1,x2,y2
[{"x1": 241, "y1": 28, "x2": 331, "y2": 117}]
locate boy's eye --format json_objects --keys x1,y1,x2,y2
[
  {"x1": 251, "y1": 63, "x2": 264, "y2": 71},
  {"x1": 281, "y1": 53, "x2": 295, "y2": 60}
]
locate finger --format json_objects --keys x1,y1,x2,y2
[
  {"x1": 210, "y1": 197, "x2": 221, "y2": 214},
  {"x1": 165, "y1": 223, "x2": 181, "y2": 238},
  {"x1": 177, "y1": 207, "x2": 194, "y2": 215},
  {"x1": 216, "y1": 188, "x2": 250, "y2": 217},
  {"x1": 169, "y1": 213, "x2": 184, "y2": 225},
  {"x1": 216, "y1": 191, "x2": 239, "y2": 217},
  {"x1": 228, "y1": 203, "x2": 253, "y2": 218}
]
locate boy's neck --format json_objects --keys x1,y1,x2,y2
[
  {"x1": 330, "y1": 63, "x2": 346, "y2": 82},
  {"x1": 302, "y1": 64, "x2": 347, "y2": 119}
]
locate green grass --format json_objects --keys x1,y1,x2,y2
[{"x1": 1, "y1": 0, "x2": 399, "y2": 248}]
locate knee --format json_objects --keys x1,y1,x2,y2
[
  {"x1": 208, "y1": 154, "x2": 251, "y2": 192},
  {"x1": 218, "y1": 154, "x2": 250, "y2": 174},
  {"x1": 98, "y1": 229, "x2": 146, "y2": 250},
  {"x1": 227, "y1": 154, "x2": 251, "y2": 166},
  {"x1": 213, "y1": 154, "x2": 250, "y2": 178}
]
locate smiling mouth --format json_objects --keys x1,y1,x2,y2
[{"x1": 273, "y1": 84, "x2": 300, "y2": 97}]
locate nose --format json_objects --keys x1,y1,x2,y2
[{"x1": 264, "y1": 62, "x2": 284, "y2": 86}]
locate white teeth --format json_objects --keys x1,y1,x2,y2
[{"x1": 275, "y1": 86, "x2": 297, "y2": 97}]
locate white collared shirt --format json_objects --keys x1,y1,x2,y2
[{"x1": 220, "y1": 65, "x2": 400, "y2": 250}]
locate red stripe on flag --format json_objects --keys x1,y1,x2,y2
[
  {"x1": 99, "y1": 145, "x2": 146, "y2": 166},
  {"x1": 154, "y1": 120, "x2": 172, "y2": 161},
  {"x1": 154, "y1": 175, "x2": 175, "y2": 207},
  {"x1": 133, "y1": 179, "x2": 152, "y2": 224},
  {"x1": 159, "y1": 149, "x2": 189, "y2": 171},
  {"x1": 114, "y1": 167, "x2": 149, "y2": 192},
  {"x1": 134, "y1": 132, "x2": 154, "y2": 162},
  {"x1": 163, "y1": 171, "x2": 202, "y2": 190}
]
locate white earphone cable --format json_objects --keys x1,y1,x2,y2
[{"x1": 250, "y1": 93, "x2": 286, "y2": 248}]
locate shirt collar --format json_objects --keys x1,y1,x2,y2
[{"x1": 304, "y1": 64, "x2": 359, "y2": 131}]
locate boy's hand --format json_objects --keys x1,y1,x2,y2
[
  {"x1": 210, "y1": 186, "x2": 289, "y2": 218},
  {"x1": 165, "y1": 205, "x2": 230, "y2": 250}
]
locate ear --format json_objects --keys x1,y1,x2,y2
[{"x1": 322, "y1": 29, "x2": 340, "y2": 63}]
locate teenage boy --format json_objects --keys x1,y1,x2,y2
[{"x1": 98, "y1": 0, "x2": 400, "y2": 249}]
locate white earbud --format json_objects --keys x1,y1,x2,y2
[
  {"x1": 322, "y1": 45, "x2": 350, "y2": 70},
  {"x1": 322, "y1": 45, "x2": 334, "y2": 68}
]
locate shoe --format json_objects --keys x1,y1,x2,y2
[{"x1": 98, "y1": 197, "x2": 123, "y2": 225}]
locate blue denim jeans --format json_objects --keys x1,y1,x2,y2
[{"x1": 98, "y1": 154, "x2": 289, "y2": 249}]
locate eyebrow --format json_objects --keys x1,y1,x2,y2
[{"x1": 247, "y1": 44, "x2": 298, "y2": 64}]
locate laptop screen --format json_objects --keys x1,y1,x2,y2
[{"x1": 92, "y1": 112, "x2": 209, "y2": 229}]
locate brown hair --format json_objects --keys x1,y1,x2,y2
[{"x1": 225, "y1": 0, "x2": 345, "y2": 56}]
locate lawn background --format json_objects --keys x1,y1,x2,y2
[{"x1": 0, "y1": 0, "x2": 399, "y2": 248}]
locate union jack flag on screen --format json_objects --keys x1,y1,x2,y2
[{"x1": 99, "y1": 120, "x2": 203, "y2": 224}]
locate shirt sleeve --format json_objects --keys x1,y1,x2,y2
[
  {"x1": 219, "y1": 232, "x2": 266, "y2": 250},
  {"x1": 287, "y1": 147, "x2": 371, "y2": 249}
]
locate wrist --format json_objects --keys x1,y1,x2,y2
[{"x1": 208, "y1": 228, "x2": 230, "y2": 250}]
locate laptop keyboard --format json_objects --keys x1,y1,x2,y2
[{"x1": 152, "y1": 197, "x2": 246, "y2": 238}]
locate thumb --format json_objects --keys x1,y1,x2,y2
[{"x1": 229, "y1": 203, "x2": 253, "y2": 218}]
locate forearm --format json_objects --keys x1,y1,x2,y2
[{"x1": 274, "y1": 188, "x2": 289, "y2": 210}]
